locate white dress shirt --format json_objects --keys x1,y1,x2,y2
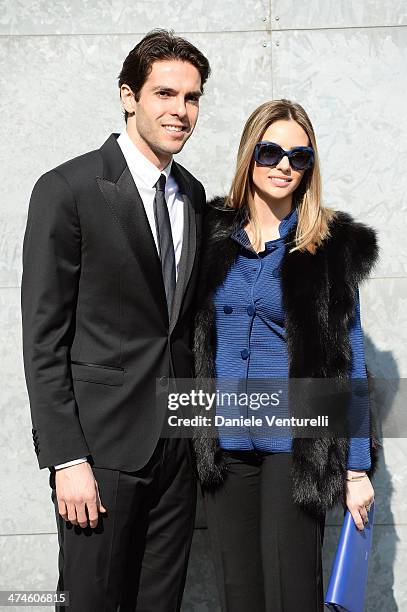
[
  {"x1": 54, "y1": 131, "x2": 184, "y2": 470},
  {"x1": 118, "y1": 130, "x2": 184, "y2": 278}
]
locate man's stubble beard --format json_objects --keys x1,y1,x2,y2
[
  {"x1": 136, "y1": 130, "x2": 182, "y2": 161},
  {"x1": 138, "y1": 118, "x2": 194, "y2": 158}
]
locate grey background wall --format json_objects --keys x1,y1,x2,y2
[{"x1": 1, "y1": 1, "x2": 406, "y2": 610}]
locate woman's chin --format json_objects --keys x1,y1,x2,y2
[{"x1": 257, "y1": 185, "x2": 294, "y2": 202}]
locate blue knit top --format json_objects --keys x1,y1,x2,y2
[{"x1": 213, "y1": 206, "x2": 371, "y2": 470}]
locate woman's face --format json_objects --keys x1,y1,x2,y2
[{"x1": 252, "y1": 119, "x2": 310, "y2": 203}]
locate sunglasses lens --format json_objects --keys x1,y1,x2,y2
[
  {"x1": 256, "y1": 143, "x2": 282, "y2": 166},
  {"x1": 255, "y1": 143, "x2": 314, "y2": 170},
  {"x1": 289, "y1": 150, "x2": 314, "y2": 171}
]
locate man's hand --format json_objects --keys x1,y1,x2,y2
[{"x1": 55, "y1": 462, "x2": 107, "y2": 529}]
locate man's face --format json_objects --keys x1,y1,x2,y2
[{"x1": 122, "y1": 60, "x2": 202, "y2": 167}]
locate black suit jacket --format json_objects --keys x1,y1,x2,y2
[{"x1": 21, "y1": 133, "x2": 205, "y2": 470}]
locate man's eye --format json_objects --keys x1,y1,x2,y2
[
  {"x1": 158, "y1": 91, "x2": 170, "y2": 97},
  {"x1": 187, "y1": 96, "x2": 200, "y2": 104}
]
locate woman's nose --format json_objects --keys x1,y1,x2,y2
[{"x1": 276, "y1": 155, "x2": 290, "y2": 170}]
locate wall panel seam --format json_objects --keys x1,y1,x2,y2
[
  {"x1": 270, "y1": 0, "x2": 274, "y2": 98},
  {"x1": 0, "y1": 532, "x2": 57, "y2": 537},
  {"x1": 2, "y1": 276, "x2": 406, "y2": 291},
  {"x1": 0, "y1": 29, "x2": 270, "y2": 38},
  {"x1": 267, "y1": 24, "x2": 407, "y2": 33},
  {"x1": 1, "y1": 522, "x2": 405, "y2": 537}
]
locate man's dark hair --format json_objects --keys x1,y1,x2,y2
[{"x1": 118, "y1": 29, "x2": 211, "y2": 122}]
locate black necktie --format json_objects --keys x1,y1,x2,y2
[{"x1": 153, "y1": 174, "x2": 176, "y2": 318}]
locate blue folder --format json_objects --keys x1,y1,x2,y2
[{"x1": 325, "y1": 503, "x2": 375, "y2": 612}]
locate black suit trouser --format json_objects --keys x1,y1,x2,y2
[
  {"x1": 204, "y1": 450, "x2": 325, "y2": 612},
  {"x1": 49, "y1": 438, "x2": 197, "y2": 612}
]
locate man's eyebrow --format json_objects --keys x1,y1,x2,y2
[
  {"x1": 152, "y1": 86, "x2": 177, "y2": 93},
  {"x1": 151, "y1": 86, "x2": 203, "y2": 97}
]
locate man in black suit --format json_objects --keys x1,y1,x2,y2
[{"x1": 21, "y1": 29, "x2": 210, "y2": 611}]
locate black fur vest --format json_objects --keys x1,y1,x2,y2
[{"x1": 193, "y1": 197, "x2": 380, "y2": 517}]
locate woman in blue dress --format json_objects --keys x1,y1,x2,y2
[{"x1": 193, "y1": 99, "x2": 379, "y2": 611}]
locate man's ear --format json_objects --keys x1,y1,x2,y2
[{"x1": 120, "y1": 84, "x2": 136, "y2": 117}]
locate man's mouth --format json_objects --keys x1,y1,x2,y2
[{"x1": 162, "y1": 124, "x2": 185, "y2": 133}]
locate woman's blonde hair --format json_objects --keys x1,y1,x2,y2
[{"x1": 226, "y1": 99, "x2": 336, "y2": 254}]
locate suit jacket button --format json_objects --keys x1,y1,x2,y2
[
  {"x1": 240, "y1": 349, "x2": 250, "y2": 360},
  {"x1": 247, "y1": 305, "x2": 255, "y2": 316},
  {"x1": 223, "y1": 305, "x2": 233, "y2": 314},
  {"x1": 159, "y1": 376, "x2": 168, "y2": 387}
]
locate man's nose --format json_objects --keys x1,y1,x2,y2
[{"x1": 172, "y1": 96, "x2": 187, "y2": 119}]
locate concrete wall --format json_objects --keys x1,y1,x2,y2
[{"x1": 1, "y1": 1, "x2": 406, "y2": 609}]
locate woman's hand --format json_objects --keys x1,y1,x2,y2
[{"x1": 345, "y1": 470, "x2": 375, "y2": 531}]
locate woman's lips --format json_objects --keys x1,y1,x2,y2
[{"x1": 269, "y1": 176, "x2": 292, "y2": 187}]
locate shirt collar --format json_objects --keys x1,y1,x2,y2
[
  {"x1": 232, "y1": 206, "x2": 298, "y2": 249},
  {"x1": 117, "y1": 130, "x2": 173, "y2": 188},
  {"x1": 278, "y1": 206, "x2": 298, "y2": 238}
]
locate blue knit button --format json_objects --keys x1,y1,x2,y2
[
  {"x1": 272, "y1": 267, "x2": 280, "y2": 278},
  {"x1": 240, "y1": 348, "x2": 250, "y2": 360},
  {"x1": 223, "y1": 305, "x2": 233, "y2": 314},
  {"x1": 247, "y1": 305, "x2": 255, "y2": 316}
]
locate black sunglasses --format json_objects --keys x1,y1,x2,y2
[{"x1": 253, "y1": 141, "x2": 315, "y2": 171}]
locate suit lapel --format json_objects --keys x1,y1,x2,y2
[
  {"x1": 96, "y1": 135, "x2": 198, "y2": 330},
  {"x1": 169, "y1": 162, "x2": 197, "y2": 333},
  {"x1": 96, "y1": 134, "x2": 168, "y2": 324}
]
